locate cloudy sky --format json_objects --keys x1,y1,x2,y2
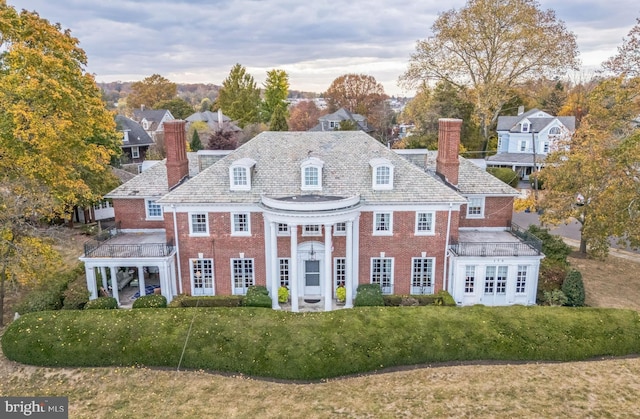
[{"x1": 8, "y1": 0, "x2": 640, "y2": 96}]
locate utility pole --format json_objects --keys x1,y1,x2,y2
[{"x1": 531, "y1": 129, "x2": 539, "y2": 211}]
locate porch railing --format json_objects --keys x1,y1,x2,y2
[
  {"x1": 83, "y1": 242, "x2": 175, "y2": 258},
  {"x1": 449, "y1": 223, "x2": 542, "y2": 257}
]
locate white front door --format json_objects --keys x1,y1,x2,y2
[
  {"x1": 304, "y1": 260, "x2": 321, "y2": 295},
  {"x1": 483, "y1": 266, "x2": 508, "y2": 305}
]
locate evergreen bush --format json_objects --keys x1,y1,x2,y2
[
  {"x1": 562, "y1": 270, "x2": 585, "y2": 307},
  {"x1": 243, "y1": 286, "x2": 272, "y2": 308},
  {"x1": 543, "y1": 290, "x2": 568, "y2": 306},
  {"x1": 527, "y1": 225, "x2": 572, "y2": 264},
  {"x1": 133, "y1": 294, "x2": 167, "y2": 309},
  {"x1": 354, "y1": 284, "x2": 384, "y2": 306},
  {"x1": 84, "y1": 297, "x2": 118, "y2": 310},
  {"x1": 486, "y1": 167, "x2": 520, "y2": 188},
  {"x1": 62, "y1": 277, "x2": 90, "y2": 310}
]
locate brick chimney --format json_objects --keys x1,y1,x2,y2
[
  {"x1": 164, "y1": 120, "x2": 189, "y2": 190},
  {"x1": 436, "y1": 118, "x2": 462, "y2": 187}
]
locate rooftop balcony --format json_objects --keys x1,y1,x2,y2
[
  {"x1": 82, "y1": 225, "x2": 174, "y2": 258},
  {"x1": 449, "y1": 223, "x2": 542, "y2": 257}
]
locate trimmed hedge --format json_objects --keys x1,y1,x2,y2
[
  {"x1": 132, "y1": 294, "x2": 167, "y2": 309},
  {"x1": 354, "y1": 284, "x2": 384, "y2": 306},
  {"x1": 84, "y1": 297, "x2": 118, "y2": 310},
  {"x1": 384, "y1": 295, "x2": 438, "y2": 306},
  {"x1": 168, "y1": 295, "x2": 244, "y2": 308},
  {"x1": 486, "y1": 167, "x2": 519, "y2": 188},
  {"x1": 243, "y1": 286, "x2": 272, "y2": 308},
  {"x1": 3, "y1": 306, "x2": 640, "y2": 381}
]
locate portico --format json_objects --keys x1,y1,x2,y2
[{"x1": 261, "y1": 194, "x2": 361, "y2": 312}]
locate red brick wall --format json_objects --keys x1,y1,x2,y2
[
  {"x1": 459, "y1": 196, "x2": 514, "y2": 228},
  {"x1": 165, "y1": 120, "x2": 189, "y2": 189},
  {"x1": 112, "y1": 198, "x2": 165, "y2": 230},
  {"x1": 436, "y1": 119, "x2": 462, "y2": 185}
]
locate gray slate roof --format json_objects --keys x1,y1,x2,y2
[
  {"x1": 131, "y1": 109, "x2": 173, "y2": 132},
  {"x1": 115, "y1": 115, "x2": 154, "y2": 147},
  {"x1": 105, "y1": 153, "x2": 199, "y2": 199},
  {"x1": 159, "y1": 131, "x2": 466, "y2": 205},
  {"x1": 486, "y1": 153, "x2": 545, "y2": 165},
  {"x1": 396, "y1": 150, "x2": 518, "y2": 196},
  {"x1": 186, "y1": 110, "x2": 242, "y2": 132},
  {"x1": 310, "y1": 107, "x2": 372, "y2": 132},
  {"x1": 497, "y1": 108, "x2": 575, "y2": 132}
]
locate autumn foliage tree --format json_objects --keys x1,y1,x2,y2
[
  {"x1": 0, "y1": 3, "x2": 120, "y2": 324},
  {"x1": 401, "y1": 0, "x2": 579, "y2": 150},
  {"x1": 288, "y1": 100, "x2": 325, "y2": 131},
  {"x1": 324, "y1": 74, "x2": 388, "y2": 117},
  {"x1": 127, "y1": 74, "x2": 177, "y2": 110},
  {"x1": 603, "y1": 17, "x2": 640, "y2": 77}
]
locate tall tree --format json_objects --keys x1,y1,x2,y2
[
  {"x1": 539, "y1": 76, "x2": 640, "y2": 258},
  {"x1": 0, "y1": 3, "x2": 120, "y2": 324},
  {"x1": 288, "y1": 100, "x2": 325, "y2": 131},
  {"x1": 324, "y1": 74, "x2": 388, "y2": 116},
  {"x1": 214, "y1": 64, "x2": 261, "y2": 128},
  {"x1": 603, "y1": 17, "x2": 640, "y2": 77},
  {"x1": 153, "y1": 98, "x2": 194, "y2": 119},
  {"x1": 401, "y1": 0, "x2": 579, "y2": 150},
  {"x1": 261, "y1": 69, "x2": 289, "y2": 124},
  {"x1": 268, "y1": 105, "x2": 289, "y2": 131},
  {"x1": 127, "y1": 74, "x2": 177, "y2": 110}
]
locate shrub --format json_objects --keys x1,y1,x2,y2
[
  {"x1": 436, "y1": 290, "x2": 457, "y2": 306},
  {"x1": 168, "y1": 295, "x2": 244, "y2": 308},
  {"x1": 243, "y1": 286, "x2": 272, "y2": 308},
  {"x1": 527, "y1": 225, "x2": 572, "y2": 264},
  {"x1": 133, "y1": 294, "x2": 167, "y2": 309},
  {"x1": 278, "y1": 286, "x2": 289, "y2": 303},
  {"x1": 336, "y1": 285, "x2": 346, "y2": 303},
  {"x1": 354, "y1": 284, "x2": 384, "y2": 307},
  {"x1": 62, "y1": 278, "x2": 90, "y2": 310},
  {"x1": 543, "y1": 290, "x2": 568, "y2": 306},
  {"x1": 529, "y1": 172, "x2": 544, "y2": 190},
  {"x1": 383, "y1": 295, "x2": 403, "y2": 306},
  {"x1": 562, "y1": 270, "x2": 585, "y2": 307},
  {"x1": 84, "y1": 297, "x2": 118, "y2": 310},
  {"x1": 486, "y1": 167, "x2": 519, "y2": 188}
]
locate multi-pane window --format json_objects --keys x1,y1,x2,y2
[
  {"x1": 411, "y1": 258, "x2": 434, "y2": 294},
  {"x1": 415, "y1": 212, "x2": 434, "y2": 234},
  {"x1": 374, "y1": 212, "x2": 392, "y2": 234},
  {"x1": 146, "y1": 200, "x2": 162, "y2": 219},
  {"x1": 466, "y1": 197, "x2": 484, "y2": 217},
  {"x1": 375, "y1": 166, "x2": 390, "y2": 186},
  {"x1": 131, "y1": 146, "x2": 140, "y2": 159},
  {"x1": 190, "y1": 213, "x2": 208, "y2": 234},
  {"x1": 496, "y1": 266, "x2": 508, "y2": 294},
  {"x1": 231, "y1": 258, "x2": 254, "y2": 294},
  {"x1": 304, "y1": 166, "x2": 319, "y2": 187},
  {"x1": 334, "y1": 222, "x2": 346, "y2": 235},
  {"x1": 232, "y1": 167, "x2": 247, "y2": 187},
  {"x1": 516, "y1": 265, "x2": 528, "y2": 293},
  {"x1": 371, "y1": 257, "x2": 393, "y2": 294},
  {"x1": 485, "y1": 266, "x2": 507, "y2": 294},
  {"x1": 543, "y1": 142, "x2": 550, "y2": 153},
  {"x1": 303, "y1": 224, "x2": 321, "y2": 236},
  {"x1": 278, "y1": 258, "x2": 290, "y2": 288},
  {"x1": 520, "y1": 140, "x2": 527, "y2": 152},
  {"x1": 521, "y1": 122, "x2": 530, "y2": 133},
  {"x1": 191, "y1": 259, "x2": 214, "y2": 295},
  {"x1": 465, "y1": 265, "x2": 476, "y2": 293},
  {"x1": 232, "y1": 213, "x2": 250, "y2": 235},
  {"x1": 334, "y1": 257, "x2": 346, "y2": 288},
  {"x1": 549, "y1": 127, "x2": 561, "y2": 135},
  {"x1": 277, "y1": 223, "x2": 290, "y2": 236}
]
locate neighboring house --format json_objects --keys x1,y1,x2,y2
[
  {"x1": 80, "y1": 119, "x2": 543, "y2": 309},
  {"x1": 115, "y1": 115, "x2": 155, "y2": 167},
  {"x1": 186, "y1": 109, "x2": 242, "y2": 133},
  {"x1": 310, "y1": 107, "x2": 373, "y2": 132},
  {"x1": 487, "y1": 108, "x2": 575, "y2": 180},
  {"x1": 131, "y1": 107, "x2": 174, "y2": 142},
  {"x1": 71, "y1": 167, "x2": 137, "y2": 224}
]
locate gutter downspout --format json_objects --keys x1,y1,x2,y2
[
  {"x1": 443, "y1": 202, "x2": 453, "y2": 292},
  {"x1": 172, "y1": 204, "x2": 183, "y2": 294}
]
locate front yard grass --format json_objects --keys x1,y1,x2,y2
[{"x1": 3, "y1": 305, "x2": 639, "y2": 381}]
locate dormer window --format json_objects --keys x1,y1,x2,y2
[
  {"x1": 369, "y1": 158, "x2": 394, "y2": 190},
  {"x1": 521, "y1": 121, "x2": 531, "y2": 133},
  {"x1": 301, "y1": 157, "x2": 323, "y2": 191},
  {"x1": 142, "y1": 119, "x2": 150, "y2": 130},
  {"x1": 229, "y1": 158, "x2": 256, "y2": 191}
]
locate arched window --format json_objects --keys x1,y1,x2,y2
[
  {"x1": 229, "y1": 158, "x2": 256, "y2": 191},
  {"x1": 549, "y1": 126, "x2": 561, "y2": 135},
  {"x1": 301, "y1": 157, "x2": 323, "y2": 191},
  {"x1": 521, "y1": 121, "x2": 531, "y2": 133},
  {"x1": 369, "y1": 158, "x2": 394, "y2": 190}
]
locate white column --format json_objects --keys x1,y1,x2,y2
[
  {"x1": 270, "y1": 222, "x2": 280, "y2": 309},
  {"x1": 86, "y1": 266, "x2": 98, "y2": 300},
  {"x1": 345, "y1": 220, "x2": 354, "y2": 308},
  {"x1": 100, "y1": 267, "x2": 108, "y2": 291},
  {"x1": 138, "y1": 266, "x2": 146, "y2": 296},
  {"x1": 109, "y1": 266, "x2": 120, "y2": 306},
  {"x1": 324, "y1": 223, "x2": 333, "y2": 311},
  {"x1": 290, "y1": 224, "x2": 299, "y2": 312},
  {"x1": 352, "y1": 215, "x2": 361, "y2": 298}
]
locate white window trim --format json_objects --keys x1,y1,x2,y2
[
  {"x1": 278, "y1": 258, "x2": 290, "y2": 288},
  {"x1": 415, "y1": 211, "x2": 435, "y2": 236},
  {"x1": 231, "y1": 258, "x2": 255, "y2": 295},
  {"x1": 231, "y1": 212, "x2": 251, "y2": 236},
  {"x1": 229, "y1": 158, "x2": 256, "y2": 191},
  {"x1": 277, "y1": 223, "x2": 290, "y2": 236},
  {"x1": 521, "y1": 121, "x2": 530, "y2": 133},
  {"x1": 301, "y1": 157, "x2": 324, "y2": 191},
  {"x1": 188, "y1": 212, "x2": 209, "y2": 236},
  {"x1": 411, "y1": 257, "x2": 435, "y2": 294},
  {"x1": 516, "y1": 265, "x2": 528, "y2": 294},
  {"x1": 466, "y1": 196, "x2": 485, "y2": 219},
  {"x1": 131, "y1": 146, "x2": 140, "y2": 159},
  {"x1": 334, "y1": 222, "x2": 347, "y2": 236},
  {"x1": 370, "y1": 257, "x2": 394, "y2": 295},
  {"x1": 190, "y1": 258, "x2": 215, "y2": 296},
  {"x1": 302, "y1": 224, "x2": 322, "y2": 236},
  {"x1": 145, "y1": 199, "x2": 163, "y2": 220},
  {"x1": 370, "y1": 158, "x2": 394, "y2": 190},
  {"x1": 373, "y1": 212, "x2": 393, "y2": 236}
]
